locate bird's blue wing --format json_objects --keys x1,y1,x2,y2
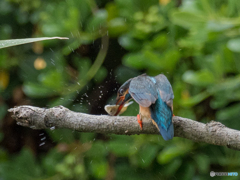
[
  {"x1": 129, "y1": 74, "x2": 158, "y2": 107},
  {"x1": 154, "y1": 74, "x2": 174, "y2": 110},
  {"x1": 151, "y1": 74, "x2": 174, "y2": 140},
  {"x1": 150, "y1": 93, "x2": 174, "y2": 140}
]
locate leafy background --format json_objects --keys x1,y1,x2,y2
[{"x1": 1, "y1": 0, "x2": 240, "y2": 179}]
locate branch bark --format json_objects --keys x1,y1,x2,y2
[{"x1": 8, "y1": 105, "x2": 240, "y2": 151}]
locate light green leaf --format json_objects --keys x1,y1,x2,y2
[
  {"x1": 182, "y1": 69, "x2": 215, "y2": 87},
  {"x1": 108, "y1": 18, "x2": 128, "y2": 37},
  {"x1": 119, "y1": 35, "x2": 142, "y2": 50},
  {"x1": 23, "y1": 82, "x2": 56, "y2": 98},
  {"x1": 123, "y1": 52, "x2": 148, "y2": 69},
  {"x1": 86, "y1": 10, "x2": 107, "y2": 33},
  {"x1": 227, "y1": 38, "x2": 240, "y2": 53},
  {"x1": 90, "y1": 160, "x2": 108, "y2": 179},
  {"x1": 39, "y1": 70, "x2": 64, "y2": 89},
  {"x1": 171, "y1": 11, "x2": 205, "y2": 29},
  {"x1": 157, "y1": 143, "x2": 192, "y2": 164},
  {"x1": 207, "y1": 20, "x2": 233, "y2": 32},
  {"x1": 0, "y1": 37, "x2": 68, "y2": 49},
  {"x1": 144, "y1": 50, "x2": 180, "y2": 72}
]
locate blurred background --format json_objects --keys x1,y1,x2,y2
[{"x1": 1, "y1": 0, "x2": 240, "y2": 179}]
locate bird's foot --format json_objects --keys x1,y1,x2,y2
[
  {"x1": 137, "y1": 114, "x2": 143, "y2": 130},
  {"x1": 173, "y1": 114, "x2": 175, "y2": 117}
]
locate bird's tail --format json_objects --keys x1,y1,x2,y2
[{"x1": 159, "y1": 122, "x2": 174, "y2": 141}]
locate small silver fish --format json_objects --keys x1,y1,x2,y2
[{"x1": 104, "y1": 101, "x2": 133, "y2": 116}]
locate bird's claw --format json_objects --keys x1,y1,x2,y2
[{"x1": 137, "y1": 114, "x2": 143, "y2": 130}]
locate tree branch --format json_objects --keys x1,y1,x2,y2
[{"x1": 8, "y1": 105, "x2": 240, "y2": 151}]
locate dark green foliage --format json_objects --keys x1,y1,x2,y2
[{"x1": 1, "y1": 0, "x2": 240, "y2": 179}]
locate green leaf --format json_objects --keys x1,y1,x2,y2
[
  {"x1": 49, "y1": 93, "x2": 77, "y2": 107},
  {"x1": 41, "y1": 149, "x2": 64, "y2": 176},
  {"x1": 0, "y1": 148, "x2": 42, "y2": 180},
  {"x1": 93, "y1": 66, "x2": 107, "y2": 83},
  {"x1": 164, "y1": 159, "x2": 182, "y2": 175},
  {"x1": 181, "y1": 91, "x2": 210, "y2": 107},
  {"x1": 114, "y1": 65, "x2": 140, "y2": 84},
  {"x1": 108, "y1": 18, "x2": 128, "y2": 37},
  {"x1": 86, "y1": 10, "x2": 107, "y2": 33},
  {"x1": 194, "y1": 154, "x2": 209, "y2": 174},
  {"x1": 180, "y1": 163, "x2": 195, "y2": 180},
  {"x1": 74, "y1": 58, "x2": 91, "y2": 79},
  {"x1": 207, "y1": 20, "x2": 234, "y2": 32},
  {"x1": 227, "y1": 38, "x2": 240, "y2": 53},
  {"x1": 149, "y1": 34, "x2": 167, "y2": 49},
  {"x1": 157, "y1": 143, "x2": 192, "y2": 164},
  {"x1": 123, "y1": 50, "x2": 180, "y2": 72},
  {"x1": 208, "y1": 75, "x2": 240, "y2": 93},
  {"x1": 23, "y1": 82, "x2": 56, "y2": 98},
  {"x1": 39, "y1": 70, "x2": 64, "y2": 89},
  {"x1": 119, "y1": 35, "x2": 142, "y2": 50},
  {"x1": 122, "y1": 52, "x2": 148, "y2": 69},
  {"x1": 79, "y1": 133, "x2": 96, "y2": 143},
  {"x1": 46, "y1": 129, "x2": 75, "y2": 144},
  {"x1": 130, "y1": 144, "x2": 159, "y2": 168},
  {"x1": 90, "y1": 160, "x2": 108, "y2": 179},
  {"x1": 216, "y1": 104, "x2": 240, "y2": 121},
  {"x1": 108, "y1": 139, "x2": 137, "y2": 157},
  {"x1": 182, "y1": 69, "x2": 215, "y2": 87},
  {"x1": 0, "y1": 37, "x2": 68, "y2": 49},
  {"x1": 85, "y1": 142, "x2": 108, "y2": 160},
  {"x1": 171, "y1": 11, "x2": 205, "y2": 29}
]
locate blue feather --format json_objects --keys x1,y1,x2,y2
[{"x1": 150, "y1": 93, "x2": 174, "y2": 140}]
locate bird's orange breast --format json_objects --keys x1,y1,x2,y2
[
  {"x1": 139, "y1": 105, "x2": 151, "y2": 119},
  {"x1": 139, "y1": 105, "x2": 160, "y2": 131}
]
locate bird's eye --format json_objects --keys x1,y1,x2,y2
[{"x1": 119, "y1": 89, "x2": 124, "y2": 95}]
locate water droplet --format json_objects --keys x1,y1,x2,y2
[{"x1": 39, "y1": 142, "x2": 45, "y2": 146}]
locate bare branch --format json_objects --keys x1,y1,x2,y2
[{"x1": 8, "y1": 105, "x2": 240, "y2": 151}]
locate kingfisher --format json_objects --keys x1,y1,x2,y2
[{"x1": 114, "y1": 74, "x2": 174, "y2": 140}]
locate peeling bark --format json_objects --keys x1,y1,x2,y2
[{"x1": 8, "y1": 105, "x2": 240, "y2": 151}]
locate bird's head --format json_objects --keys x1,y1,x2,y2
[{"x1": 115, "y1": 79, "x2": 132, "y2": 116}]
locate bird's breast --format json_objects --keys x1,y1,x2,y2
[{"x1": 139, "y1": 105, "x2": 151, "y2": 119}]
